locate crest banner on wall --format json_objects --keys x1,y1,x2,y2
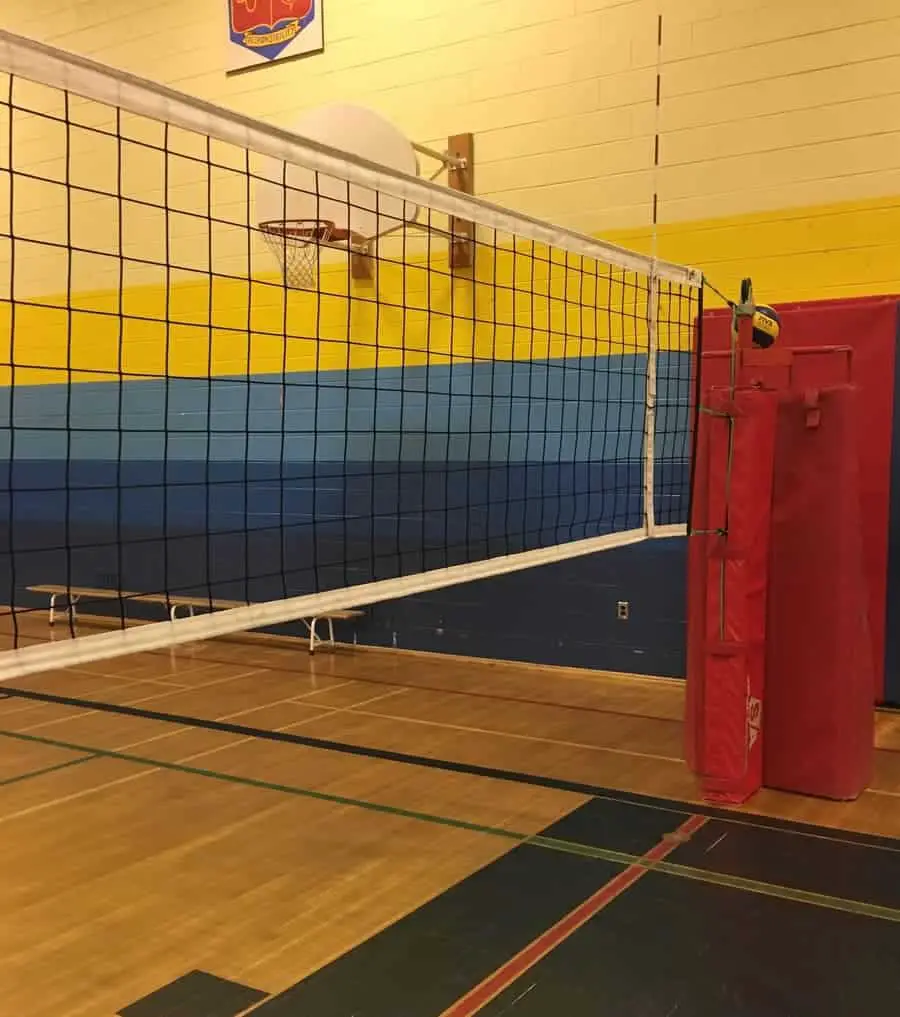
[{"x1": 227, "y1": 0, "x2": 323, "y2": 72}]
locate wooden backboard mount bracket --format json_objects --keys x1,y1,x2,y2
[
  {"x1": 351, "y1": 244, "x2": 373, "y2": 281},
  {"x1": 448, "y1": 132, "x2": 474, "y2": 272}
]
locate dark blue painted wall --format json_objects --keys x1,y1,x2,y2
[
  {"x1": 356, "y1": 538, "x2": 688, "y2": 677},
  {"x1": 0, "y1": 353, "x2": 693, "y2": 678}
]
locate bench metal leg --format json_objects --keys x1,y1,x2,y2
[
  {"x1": 305, "y1": 616, "x2": 341, "y2": 653},
  {"x1": 49, "y1": 593, "x2": 79, "y2": 627}
]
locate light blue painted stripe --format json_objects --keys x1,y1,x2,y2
[{"x1": 0, "y1": 355, "x2": 691, "y2": 463}]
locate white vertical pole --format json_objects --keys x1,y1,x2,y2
[
  {"x1": 643, "y1": 270, "x2": 659, "y2": 537},
  {"x1": 644, "y1": 9, "x2": 664, "y2": 538}
]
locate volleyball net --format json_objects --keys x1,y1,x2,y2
[{"x1": 0, "y1": 29, "x2": 702, "y2": 680}]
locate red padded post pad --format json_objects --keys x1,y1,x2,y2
[
  {"x1": 703, "y1": 298, "x2": 898, "y2": 701},
  {"x1": 763, "y1": 385, "x2": 875, "y2": 799},
  {"x1": 686, "y1": 386, "x2": 779, "y2": 804}
]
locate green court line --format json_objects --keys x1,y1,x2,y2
[
  {"x1": 1, "y1": 726, "x2": 898, "y2": 926},
  {"x1": 0, "y1": 752, "x2": 101, "y2": 788}
]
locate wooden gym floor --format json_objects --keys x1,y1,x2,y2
[{"x1": 1, "y1": 612, "x2": 899, "y2": 1017}]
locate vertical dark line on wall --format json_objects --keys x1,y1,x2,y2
[{"x1": 652, "y1": 13, "x2": 662, "y2": 233}]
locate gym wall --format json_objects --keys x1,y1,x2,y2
[
  {"x1": 8, "y1": 0, "x2": 900, "y2": 297},
  {"x1": 3, "y1": 0, "x2": 900, "y2": 682}
]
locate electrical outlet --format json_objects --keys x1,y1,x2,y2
[{"x1": 616, "y1": 600, "x2": 630, "y2": 620}]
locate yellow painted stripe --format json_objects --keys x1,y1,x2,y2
[
  {"x1": 4, "y1": 192, "x2": 899, "y2": 385},
  {"x1": 1, "y1": 249, "x2": 667, "y2": 385},
  {"x1": 620, "y1": 192, "x2": 900, "y2": 306}
]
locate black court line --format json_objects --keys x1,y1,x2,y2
[{"x1": 2, "y1": 684, "x2": 899, "y2": 853}]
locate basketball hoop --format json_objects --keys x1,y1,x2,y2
[
  {"x1": 259, "y1": 219, "x2": 363, "y2": 289},
  {"x1": 256, "y1": 106, "x2": 424, "y2": 289}
]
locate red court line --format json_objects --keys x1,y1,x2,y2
[{"x1": 440, "y1": 813, "x2": 709, "y2": 1017}]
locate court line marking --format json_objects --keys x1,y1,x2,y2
[
  {"x1": 10, "y1": 653, "x2": 896, "y2": 786},
  {"x1": 9, "y1": 677, "x2": 388, "y2": 763},
  {"x1": 3, "y1": 676, "x2": 360, "y2": 777},
  {"x1": 0, "y1": 687, "x2": 407, "y2": 825},
  {"x1": 330, "y1": 704, "x2": 682, "y2": 762},
  {"x1": 158, "y1": 646, "x2": 686, "y2": 724},
  {"x1": 0, "y1": 752, "x2": 100, "y2": 788},
  {"x1": 13, "y1": 653, "x2": 231, "y2": 689},
  {"x1": 705, "y1": 831, "x2": 728, "y2": 854},
  {"x1": 70, "y1": 678, "x2": 361, "y2": 761},
  {"x1": 4, "y1": 682, "x2": 898, "y2": 853},
  {"x1": 65, "y1": 659, "x2": 233, "y2": 683},
  {"x1": 8, "y1": 668, "x2": 270, "y2": 735},
  {"x1": 0, "y1": 681, "x2": 144, "y2": 718},
  {"x1": 0, "y1": 660, "x2": 257, "y2": 719},
  {"x1": 1, "y1": 726, "x2": 899, "y2": 926},
  {"x1": 67, "y1": 657, "x2": 241, "y2": 685},
  {"x1": 438, "y1": 815, "x2": 709, "y2": 1017},
  {"x1": 2, "y1": 663, "x2": 369, "y2": 738}
]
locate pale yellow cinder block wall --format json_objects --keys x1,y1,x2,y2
[
  {"x1": 5, "y1": 0, "x2": 663, "y2": 235},
  {"x1": 6, "y1": 0, "x2": 900, "y2": 309},
  {"x1": 651, "y1": 0, "x2": 900, "y2": 302}
]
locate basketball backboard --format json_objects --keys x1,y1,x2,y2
[{"x1": 255, "y1": 102, "x2": 420, "y2": 247}]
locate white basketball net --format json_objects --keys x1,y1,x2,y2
[{"x1": 260, "y1": 220, "x2": 334, "y2": 289}]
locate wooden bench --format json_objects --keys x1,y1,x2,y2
[{"x1": 27, "y1": 585, "x2": 363, "y2": 653}]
